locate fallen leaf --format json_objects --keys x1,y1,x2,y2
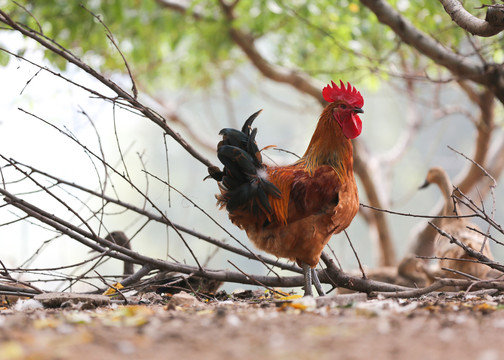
[
  {"x1": 33, "y1": 317, "x2": 62, "y2": 330},
  {"x1": 102, "y1": 305, "x2": 154, "y2": 327},
  {"x1": 473, "y1": 303, "x2": 496, "y2": 313},
  {"x1": 0, "y1": 341, "x2": 24, "y2": 360},
  {"x1": 102, "y1": 282, "x2": 124, "y2": 296},
  {"x1": 64, "y1": 312, "x2": 93, "y2": 324},
  {"x1": 277, "y1": 294, "x2": 303, "y2": 301}
]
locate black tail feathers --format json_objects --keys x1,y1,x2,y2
[{"x1": 209, "y1": 110, "x2": 281, "y2": 215}]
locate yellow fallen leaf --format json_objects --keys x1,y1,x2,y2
[
  {"x1": 64, "y1": 312, "x2": 93, "y2": 324},
  {"x1": 196, "y1": 309, "x2": 215, "y2": 316},
  {"x1": 306, "y1": 325, "x2": 339, "y2": 337},
  {"x1": 278, "y1": 294, "x2": 303, "y2": 301},
  {"x1": 263, "y1": 289, "x2": 298, "y2": 300},
  {"x1": 473, "y1": 303, "x2": 496, "y2": 313},
  {"x1": 118, "y1": 305, "x2": 155, "y2": 316},
  {"x1": 102, "y1": 282, "x2": 124, "y2": 296},
  {"x1": 0, "y1": 341, "x2": 24, "y2": 360},
  {"x1": 422, "y1": 305, "x2": 440, "y2": 313},
  {"x1": 280, "y1": 297, "x2": 316, "y2": 312},
  {"x1": 102, "y1": 305, "x2": 154, "y2": 327},
  {"x1": 33, "y1": 317, "x2": 62, "y2": 329},
  {"x1": 287, "y1": 302, "x2": 309, "y2": 311}
]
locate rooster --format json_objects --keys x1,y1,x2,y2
[{"x1": 208, "y1": 81, "x2": 364, "y2": 296}]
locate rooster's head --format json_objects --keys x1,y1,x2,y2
[{"x1": 322, "y1": 80, "x2": 364, "y2": 139}]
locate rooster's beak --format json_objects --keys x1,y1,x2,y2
[{"x1": 353, "y1": 108, "x2": 364, "y2": 114}]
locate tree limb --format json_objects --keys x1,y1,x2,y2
[
  {"x1": 360, "y1": 0, "x2": 480, "y2": 76},
  {"x1": 456, "y1": 88, "x2": 495, "y2": 192},
  {"x1": 439, "y1": 0, "x2": 504, "y2": 37},
  {"x1": 354, "y1": 142, "x2": 396, "y2": 266},
  {"x1": 359, "y1": 0, "x2": 504, "y2": 104},
  {"x1": 320, "y1": 252, "x2": 409, "y2": 293}
]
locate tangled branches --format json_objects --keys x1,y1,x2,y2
[{"x1": 0, "y1": 6, "x2": 503, "y2": 301}]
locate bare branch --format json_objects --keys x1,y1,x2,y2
[
  {"x1": 374, "y1": 277, "x2": 504, "y2": 298},
  {"x1": 80, "y1": 4, "x2": 138, "y2": 98},
  {"x1": 0, "y1": 10, "x2": 215, "y2": 168},
  {"x1": 216, "y1": 1, "x2": 323, "y2": 104},
  {"x1": 429, "y1": 222, "x2": 504, "y2": 273},
  {"x1": 4, "y1": 158, "x2": 302, "y2": 274},
  {"x1": 359, "y1": 0, "x2": 504, "y2": 104},
  {"x1": 440, "y1": 267, "x2": 481, "y2": 281},
  {"x1": 360, "y1": 0, "x2": 480, "y2": 77},
  {"x1": 439, "y1": 0, "x2": 504, "y2": 37},
  {"x1": 320, "y1": 253, "x2": 411, "y2": 293},
  {"x1": 344, "y1": 230, "x2": 367, "y2": 279}
]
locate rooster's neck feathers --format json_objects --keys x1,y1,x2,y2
[{"x1": 300, "y1": 105, "x2": 353, "y2": 178}]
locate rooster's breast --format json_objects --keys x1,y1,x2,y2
[{"x1": 244, "y1": 173, "x2": 359, "y2": 267}]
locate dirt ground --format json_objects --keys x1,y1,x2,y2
[{"x1": 0, "y1": 290, "x2": 503, "y2": 360}]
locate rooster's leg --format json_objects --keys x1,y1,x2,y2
[
  {"x1": 311, "y1": 268, "x2": 326, "y2": 296},
  {"x1": 302, "y1": 263, "x2": 313, "y2": 297}
]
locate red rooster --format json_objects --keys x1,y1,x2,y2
[{"x1": 209, "y1": 81, "x2": 364, "y2": 296}]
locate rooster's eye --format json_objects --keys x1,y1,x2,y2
[{"x1": 339, "y1": 104, "x2": 347, "y2": 109}]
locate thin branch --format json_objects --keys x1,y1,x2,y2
[
  {"x1": 13, "y1": 109, "x2": 204, "y2": 271},
  {"x1": 80, "y1": 4, "x2": 138, "y2": 98},
  {"x1": 466, "y1": 226, "x2": 504, "y2": 247},
  {"x1": 344, "y1": 230, "x2": 367, "y2": 279},
  {"x1": 0, "y1": 11, "x2": 215, "y2": 167},
  {"x1": 12, "y1": 1, "x2": 42, "y2": 33},
  {"x1": 0, "y1": 154, "x2": 97, "y2": 238},
  {"x1": 111, "y1": 103, "x2": 132, "y2": 182},
  {"x1": 227, "y1": 260, "x2": 285, "y2": 296},
  {"x1": 440, "y1": 267, "x2": 480, "y2": 281},
  {"x1": 142, "y1": 169, "x2": 284, "y2": 277},
  {"x1": 95, "y1": 271, "x2": 128, "y2": 304},
  {"x1": 429, "y1": 222, "x2": 504, "y2": 273},
  {"x1": 7, "y1": 157, "x2": 301, "y2": 273},
  {"x1": 320, "y1": 252, "x2": 411, "y2": 293},
  {"x1": 360, "y1": 203, "x2": 477, "y2": 220}
]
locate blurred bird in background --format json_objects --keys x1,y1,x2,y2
[
  {"x1": 420, "y1": 167, "x2": 493, "y2": 283},
  {"x1": 398, "y1": 167, "x2": 494, "y2": 287}
]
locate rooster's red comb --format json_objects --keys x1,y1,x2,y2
[{"x1": 322, "y1": 80, "x2": 363, "y2": 108}]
